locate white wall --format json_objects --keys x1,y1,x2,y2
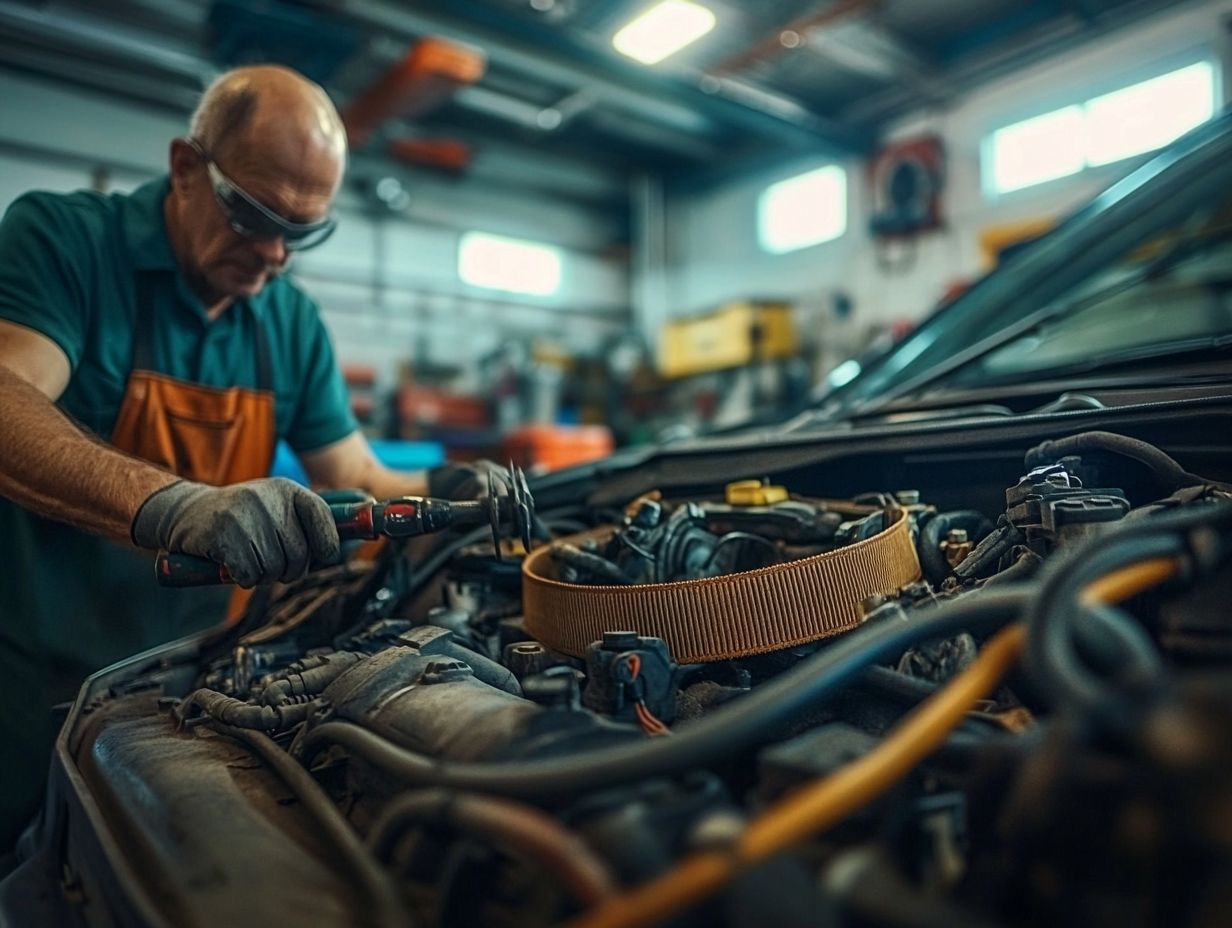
[
  {"x1": 660, "y1": 0, "x2": 1232, "y2": 360},
  {"x1": 0, "y1": 68, "x2": 630, "y2": 391}
]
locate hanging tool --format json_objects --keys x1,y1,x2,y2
[{"x1": 156, "y1": 466, "x2": 534, "y2": 587}]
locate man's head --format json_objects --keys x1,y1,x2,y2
[{"x1": 166, "y1": 66, "x2": 347, "y2": 306}]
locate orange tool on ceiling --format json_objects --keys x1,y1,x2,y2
[{"x1": 343, "y1": 37, "x2": 487, "y2": 148}]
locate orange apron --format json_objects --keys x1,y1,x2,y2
[{"x1": 111, "y1": 277, "x2": 277, "y2": 620}]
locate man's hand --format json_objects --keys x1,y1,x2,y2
[
  {"x1": 427, "y1": 459, "x2": 510, "y2": 501},
  {"x1": 131, "y1": 478, "x2": 341, "y2": 588}
]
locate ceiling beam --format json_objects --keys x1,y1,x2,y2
[
  {"x1": 839, "y1": 0, "x2": 1188, "y2": 127},
  {"x1": 802, "y1": 20, "x2": 946, "y2": 92},
  {"x1": 707, "y1": 0, "x2": 878, "y2": 76},
  {"x1": 0, "y1": 0, "x2": 211, "y2": 85},
  {"x1": 334, "y1": 0, "x2": 874, "y2": 156}
]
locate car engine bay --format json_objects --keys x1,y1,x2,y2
[{"x1": 9, "y1": 423, "x2": 1232, "y2": 928}]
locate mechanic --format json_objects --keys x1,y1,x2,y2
[{"x1": 0, "y1": 65, "x2": 493, "y2": 851}]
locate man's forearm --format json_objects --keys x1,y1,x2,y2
[
  {"x1": 0, "y1": 364, "x2": 178, "y2": 541},
  {"x1": 299, "y1": 432, "x2": 429, "y2": 499},
  {"x1": 360, "y1": 466, "x2": 428, "y2": 500}
]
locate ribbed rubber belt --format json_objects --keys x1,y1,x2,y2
[{"x1": 522, "y1": 507, "x2": 922, "y2": 663}]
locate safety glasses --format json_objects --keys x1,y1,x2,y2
[{"x1": 186, "y1": 138, "x2": 336, "y2": 252}]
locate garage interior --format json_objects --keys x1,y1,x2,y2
[
  {"x1": 3, "y1": 3, "x2": 1232, "y2": 926},
  {"x1": 2, "y1": 0, "x2": 1223, "y2": 467}
]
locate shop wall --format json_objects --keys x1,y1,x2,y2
[
  {"x1": 0, "y1": 68, "x2": 630, "y2": 392},
  {"x1": 660, "y1": 0, "x2": 1232, "y2": 368}
]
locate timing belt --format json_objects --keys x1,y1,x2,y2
[{"x1": 522, "y1": 507, "x2": 922, "y2": 663}]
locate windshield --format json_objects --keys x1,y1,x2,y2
[
  {"x1": 822, "y1": 109, "x2": 1232, "y2": 416},
  {"x1": 943, "y1": 202, "x2": 1232, "y2": 387}
]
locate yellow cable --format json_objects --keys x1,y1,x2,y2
[
  {"x1": 569, "y1": 555, "x2": 1183, "y2": 928},
  {"x1": 1080, "y1": 556, "x2": 1178, "y2": 606},
  {"x1": 568, "y1": 624, "x2": 1026, "y2": 928}
]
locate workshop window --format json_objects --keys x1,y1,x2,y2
[
  {"x1": 988, "y1": 105, "x2": 1086, "y2": 194},
  {"x1": 758, "y1": 164, "x2": 848, "y2": 254},
  {"x1": 986, "y1": 60, "x2": 1218, "y2": 196},
  {"x1": 458, "y1": 232, "x2": 563, "y2": 296},
  {"x1": 1085, "y1": 61, "x2": 1216, "y2": 167}
]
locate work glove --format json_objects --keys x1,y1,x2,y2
[
  {"x1": 131, "y1": 478, "x2": 341, "y2": 588},
  {"x1": 427, "y1": 459, "x2": 510, "y2": 501}
]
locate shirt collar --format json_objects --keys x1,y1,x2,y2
[
  {"x1": 124, "y1": 175, "x2": 270, "y2": 322},
  {"x1": 124, "y1": 176, "x2": 179, "y2": 271}
]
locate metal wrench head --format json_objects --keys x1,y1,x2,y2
[{"x1": 485, "y1": 464, "x2": 536, "y2": 558}]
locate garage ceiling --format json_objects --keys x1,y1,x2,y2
[{"x1": 0, "y1": 0, "x2": 1191, "y2": 205}]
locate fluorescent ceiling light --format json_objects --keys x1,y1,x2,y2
[
  {"x1": 458, "y1": 232, "x2": 563, "y2": 297},
  {"x1": 613, "y1": 0, "x2": 716, "y2": 65}
]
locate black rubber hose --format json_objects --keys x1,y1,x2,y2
[
  {"x1": 206, "y1": 722, "x2": 413, "y2": 928},
  {"x1": 1025, "y1": 502, "x2": 1232, "y2": 708},
  {"x1": 918, "y1": 510, "x2": 996, "y2": 585},
  {"x1": 298, "y1": 589, "x2": 1029, "y2": 801},
  {"x1": 1024, "y1": 431, "x2": 1225, "y2": 493},
  {"x1": 366, "y1": 790, "x2": 617, "y2": 907},
  {"x1": 551, "y1": 542, "x2": 634, "y2": 585},
  {"x1": 1026, "y1": 531, "x2": 1182, "y2": 709},
  {"x1": 854, "y1": 665, "x2": 940, "y2": 705},
  {"x1": 1072, "y1": 602, "x2": 1164, "y2": 684}
]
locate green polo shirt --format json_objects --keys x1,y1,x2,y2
[{"x1": 0, "y1": 178, "x2": 358, "y2": 848}]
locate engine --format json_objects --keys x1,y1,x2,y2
[{"x1": 23, "y1": 430, "x2": 1232, "y2": 928}]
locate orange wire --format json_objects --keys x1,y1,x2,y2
[
  {"x1": 567, "y1": 625, "x2": 1026, "y2": 928},
  {"x1": 624, "y1": 653, "x2": 671, "y2": 735},
  {"x1": 1080, "y1": 556, "x2": 1178, "y2": 606},
  {"x1": 567, "y1": 554, "x2": 1185, "y2": 928},
  {"x1": 626, "y1": 653, "x2": 642, "y2": 680},
  {"x1": 635, "y1": 702, "x2": 671, "y2": 737}
]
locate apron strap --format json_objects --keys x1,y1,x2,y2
[
  {"x1": 253, "y1": 307, "x2": 273, "y2": 394},
  {"x1": 131, "y1": 273, "x2": 272, "y2": 392},
  {"x1": 131, "y1": 273, "x2": 156, "y2": 373}
]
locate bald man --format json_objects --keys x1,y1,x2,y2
[{"x1": 0, "y1": 66, "x2": 483, "y2": 849}]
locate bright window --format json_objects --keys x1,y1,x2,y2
[
  {"x1": 1086, "y1": 61, "x2": 1215, "y2": 166},
  {"x1": 458, "y1": 232, "x2": 563, "y2": 296},
  {"x1": 758, "y1": 165, "x2": 847, "y2": 254},
  {"x1": 990, "y1": 105, "x2": 1086, "y2": 194},
  {"x1": 986, "y1": 60, "x2": 1217, "y2": 195},
  {"x1": 612, "y1": 1, "x2": 716, "y2": 65}
]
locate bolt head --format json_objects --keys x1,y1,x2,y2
[{"x1": 421, "y1": 659, "x2": 473, "y2": 683}]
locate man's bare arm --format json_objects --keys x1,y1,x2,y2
[
  {"x1": 300, "y1": 431, "x2": 429, "y2": 499},
  {"x1": 0, "y1": 322, "x2": 177, "y2": 541}
]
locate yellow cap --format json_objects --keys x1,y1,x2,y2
[{"x1": 725, "y1": 480, "x2": 789, "y2": 506}]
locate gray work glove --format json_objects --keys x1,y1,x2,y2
[
  {"x1": 427, "y1": 459, "x2": 510, "y2": 501},
  {"x1": 131, "y1": 478, "x2": 341, "y2": 588}
]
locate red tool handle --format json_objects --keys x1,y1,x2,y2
[
  {"x1": 153, "y1": 497, "x2": 473, "y2": 587},
  {"x1": 156, "y1": 552, "x2": 233, "y2": 587}
]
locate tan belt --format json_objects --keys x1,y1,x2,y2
[{"x1": 522, "y1": 507, "x2": 922, "y2": 663}]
